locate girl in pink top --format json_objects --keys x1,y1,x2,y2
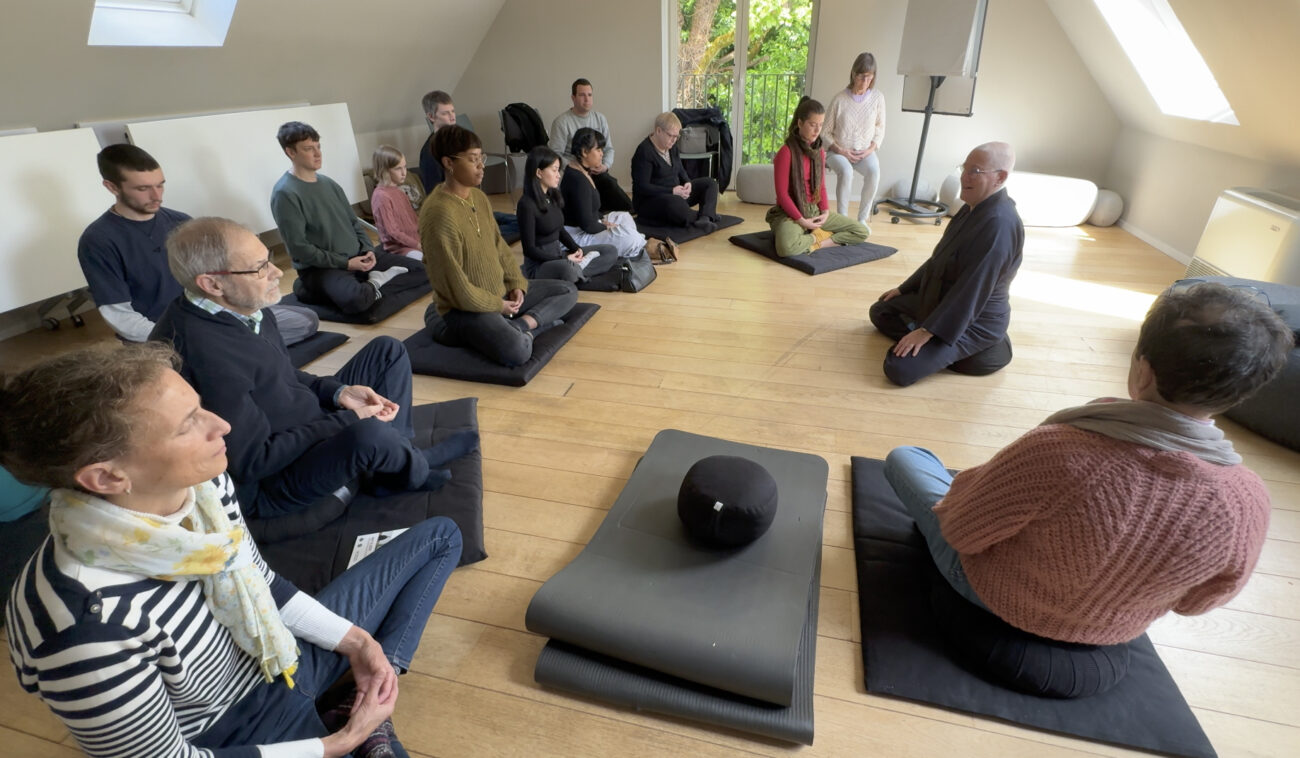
[
  {"x1": 370, "y1": 145, "x2": 423, "y2": 260},
  {"x1": 767, "y1": 98, "x2": 869, "y2": 257}
]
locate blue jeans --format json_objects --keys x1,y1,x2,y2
[
  {"x1": 883, "y1": 446, "x2": 988, "y2": 610},
  {"x1": 194, "y1": 516, "x2": 463, "y2": 751}
]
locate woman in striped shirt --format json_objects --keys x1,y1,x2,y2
[{"x1": 2, "y1": 342, "x2": 461, "y2": 758}]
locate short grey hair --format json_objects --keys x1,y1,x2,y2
[
  {"x1": 166, "y1": 217, "x2": 245, "y2": 296},
  {"x1": 973, "y1": 141, "x2": 1016, "y2": 173}
]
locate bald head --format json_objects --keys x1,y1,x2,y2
[{"x1": 959, "y1": 142, "x2": 1015, "y2": 207}]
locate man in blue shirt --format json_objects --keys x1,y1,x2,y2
[{"x1": 78, "y1": 144, "x2": 319, "y2": 345}]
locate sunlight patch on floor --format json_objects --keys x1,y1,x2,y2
[{"x1": 1012, "y1": 269, "x2": 1157, "y2": 321}]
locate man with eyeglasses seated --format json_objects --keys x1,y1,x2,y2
[
  {"x1": 419, "y1": 125, "x2": 577, "y2": 367},
  {"x1": 270, "y1": 121, "x2": 423, "y2": 317},
  {"x1": 869, "y1": 141, "x2": 1024, "y2": 387},
  {"x1": 630, "y1": 112, "x2": 720, "y2": 233},
  {"x1": 79, "y1": 144, "x2": 319, "y2": 346},
  {"x1": 151, "y1": 217, "x2": 475, "y2": 520}
]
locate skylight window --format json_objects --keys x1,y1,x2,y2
[
  {"x1": 1092, "y1": 0, "x2": 1238, "y2": 125},
  {"x1": 89, "y1": 0, "x2": 236, "y2": 47}
]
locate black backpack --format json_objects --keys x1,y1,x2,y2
[{"x1": 501, "y1": 103, "x2": 548, "y2": 153}]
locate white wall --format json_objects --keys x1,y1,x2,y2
[
  {"x1": 450, "y1": 0, "x2": 667, "y2": 187},
  {"x1": 1107, "y1": 127, "x2": 1300, "y2": 262},
  {"x1": 810, "y1": 0, "x2": 1119, "y2": 199}
]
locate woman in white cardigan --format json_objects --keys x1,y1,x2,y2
[{"x1": 824, "y1": 52, "x2": 886, "y2": 225}]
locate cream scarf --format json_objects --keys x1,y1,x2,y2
[{"x1": 49, "y1": 478, "x2": 300, "y2": 686}]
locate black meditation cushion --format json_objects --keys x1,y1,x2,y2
[
  {"x1": 928, "y1": 573, "x2": 1131, "y2": 699},
  {"x1": 677, "y1": 455, "x2": 778, "y2": 548}
]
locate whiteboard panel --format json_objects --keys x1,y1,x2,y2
[
  {"x1": 0, "y1": 128, "x2": 106, "y2": 313},
  {"x1": 125, "y1": 102, "x2": 366, "y2": 234},
  {"x1": 898, "y1": 0, "x2": 988, "y2": 77},
  {"x1": 901, "y1": 74, "x2": 978, "y2": 116}
]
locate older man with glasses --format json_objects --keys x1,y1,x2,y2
[
  {"x1": 630, "y1": 111, "x2": 720, "y2": 233},
  {"x1": 151, "y1": 216, "x2": 476, "y2": 522},
  {"x1": 869, "y1": 141, "x2": 1025, "y2": 387}
]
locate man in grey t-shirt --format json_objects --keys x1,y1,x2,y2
[{"x1": 549, "y1": 78, "x2": 632, "y2": 213}]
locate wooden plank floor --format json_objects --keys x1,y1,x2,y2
[{"x1": 2, "y1": 193, "x2": 1297, "y2": 757}]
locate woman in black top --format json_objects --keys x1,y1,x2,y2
[
  {"x1": 516, "y1": 146, "x2": 619, "y2": 283},
  {"x1": 559, "y1": 128, "x2": 647, "y2": 259},
  {"x1": 630, "y1": 112, "x2": 719, "y2": 230}
]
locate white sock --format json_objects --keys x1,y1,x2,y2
[
  {"x1": 404, "y1": 250, "x2": 424, "y2": 261},
  {"x1": 368, "y1": 266, "x2": 408, "y2": 292}
]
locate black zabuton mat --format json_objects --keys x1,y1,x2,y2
[
  {"x1": 729, "y1": 230, "x2": 896, "y2": 275},
  {"x1": 636, "y1": 213, "x2": 744, "y2": 244},
  {"x1": 253, "y1": 399, "x2": 486, "y2": 595},
  {"x1": 850, "y1": 456, "x2": 1216, "y2": 758},
  {"x1": 403, "y1": 303, "x2": 598, "y2": 387}
]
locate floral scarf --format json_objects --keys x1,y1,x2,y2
[{"x1": 49, "y1": 478, "x2": 299, "y2": 686}]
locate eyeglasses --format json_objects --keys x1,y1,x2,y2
[
  {"x1": 958, "y1": 164, "x2": 1001, "y2": 176},
  {"x1": 455, "y1": 153, "x2": 486, "y2": 167},
  {"x1": 1169, "y1": 279, "x2": 1271, "y2": 307},
  {"x1": 207, "y1": 259, "x2": 272, "y2": 279},
  {"x1": 661, "y1": 129, "x2": 681, "y2": 141}
]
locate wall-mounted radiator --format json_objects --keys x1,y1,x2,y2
[{"x1": 1186, "y1": 188, "x2": 1300, "y2": 286}]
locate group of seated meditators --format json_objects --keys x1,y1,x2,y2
[
  {"x1": 886, "y1": 280, "x2": 1293, "y2": 648},
  {"x1": 78, "y1": 144, "x2": 320, "y2": 346},
  {"x1": 1, "y1": 341, "x2": 464, "y2": 757}
]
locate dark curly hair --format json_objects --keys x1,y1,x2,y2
[
  {"x1": 0, "y1": 343, "x2": 180, "y2": 490},
  {"x1": 1137, "y1": 281, "x2": 1294, "y2": 412}
]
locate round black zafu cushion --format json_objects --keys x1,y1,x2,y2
[
  {"x1": 928, "y1": 573, "x2": 1131, "y2": 699},
  {"x1": 677, "y1": 455, "x2": 778, "y2": 548}
]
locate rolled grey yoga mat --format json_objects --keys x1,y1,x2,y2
[{"x1": 525, "y1": 429, "x2": 828, "y2": 707}]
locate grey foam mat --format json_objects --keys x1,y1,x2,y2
[
  {"x1": 534, "y1": 552, "x2": 820, "y2": 745},
  {"x1": 729, "y1": 230, "x2": 896, "y2": 274},
  {"x1": 404, "y1": 303, "x2": 599, "y2": 386},
  {"x1": 851, "y1": 456, "x2": 1217, "y2": 758},
  {"x1": 636, "y1": 213, "x2": 744, "y2": 244},
  {"x1": 526, "y1": 429, "x2": 827, "y2": 711}
]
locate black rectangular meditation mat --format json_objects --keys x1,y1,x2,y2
[
  {"x1": 636, "y1": 213, "x2": 744, "y2": 245},
  {"x1": 729, "y1": 230, "x2": 896, "y2": 275},
  {"x1": 283, "y1": 270, "x2": 431, "y2": 325},
  {"x1": 403, "y1": 302, "x2": 599, "y2": 387},
  {"x1": 285, "y1": 330, "x2": 349, "y2": 369},
  {"x1": 253, "y1": 399, "x2": 486, "y2": 595},
  {"x1": 525, "y1": 429, "x2": 827, "y2": 743},
  {"x1": 850, "y1": 456, "x2": 1217, "y2": 758}
]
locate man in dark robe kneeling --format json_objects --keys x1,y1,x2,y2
[{"x1": 870, "y1": 141, "x2": 1024, "y2": 387}]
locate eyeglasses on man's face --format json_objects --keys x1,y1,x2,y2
[
  {"x1": 958, "y1": 164, "x2": 1000, "y2": 177},
  {"x1": 207, "y1": 258, "x2": 272, "y2": 279},
  {"x1": 1169, "y1": 279, "x2": 1271, "y2": 307}
]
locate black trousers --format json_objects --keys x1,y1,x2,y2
[
  {"x1": 296, "y1": 252, "x2": 425, "y2": 315},
  {"x1": 431, "y1": 279, "x2": 579, "y2": 367},
  {"x1": 635, "y1": 178, "x2": 719, "y2": 227},
  {"x1": 253, "y1": 336, "x2": 423, "y2": 517},
  {"x1": 869, "y1": 294, "x2": 1013, "y2": 387},
  {"x1": 593, "y1": 171, "x2": 633, "y2": 213}
]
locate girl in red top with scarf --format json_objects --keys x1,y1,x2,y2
[{"x1": 767, "y1": 97, "x2": 870, "y2": 257}]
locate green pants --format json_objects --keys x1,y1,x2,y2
[{"x1": 766, "y1": 206, "x2": 870, "y2": 257}]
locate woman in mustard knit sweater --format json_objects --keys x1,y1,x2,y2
[
  {"x1": 418, "y1": 126, "x2": 577, "y2": 367},
  {"x1": 885, "y1": 282, "x2": 1293, "y2": 644}
]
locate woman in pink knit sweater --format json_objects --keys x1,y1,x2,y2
[{"x1": 885, "y1": 282, "x2": 1293, "y2": 645}]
